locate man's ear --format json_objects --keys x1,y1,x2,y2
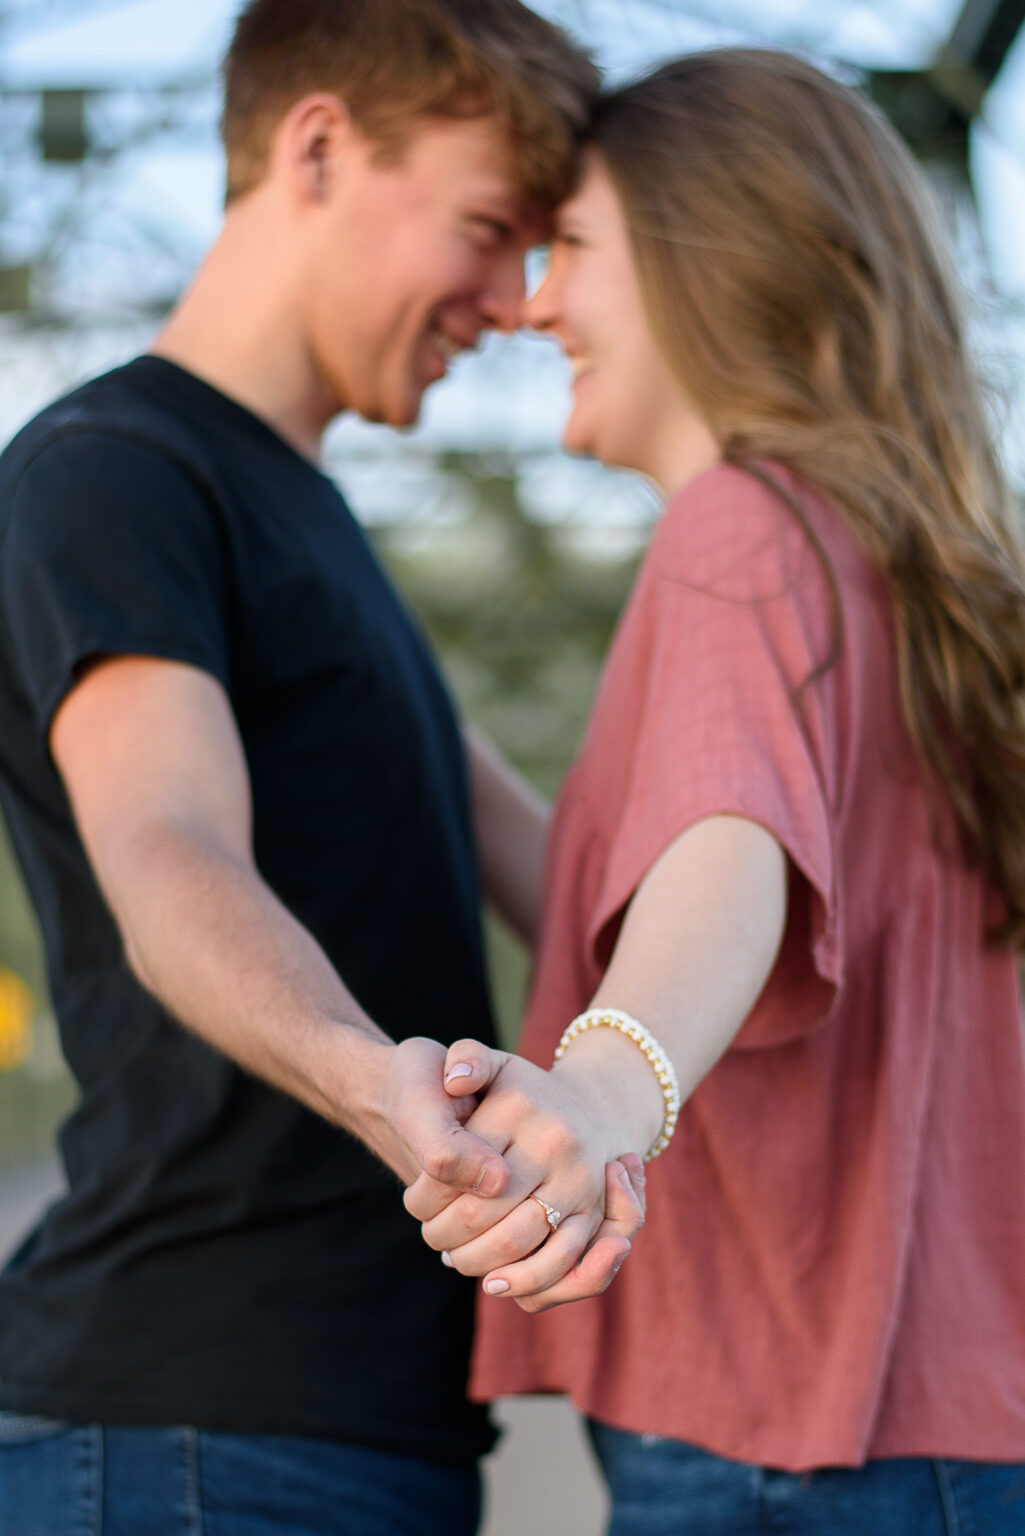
[{"x1": 271, "y1": 92, "x2": 354, "y2": 206}]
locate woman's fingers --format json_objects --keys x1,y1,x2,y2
[
  {"x1": 510, "y1": 1230, "x2": 634, "y2": 1313},
  {"x1": 403, "y1": 1135, "x2": 513, "y2": 1224},
  {"x1": 482, "y1": 1160, "x2": 645, "y2": 1310},
  {"x1": 443, "y1": 1038, "x2": 509, "y2": 1099},
  {"x1": 436, "y1": 1188, "x2": 581, "y2": 1278},
  {"x1": 474, "y1": 1210, "x2": 594, "y2": 1296},
  {"x1": 404, "y1": 1169, "x2": 456, "y2": 1223},
  {"x1": 418, "y1": 1164, "x2": 529, "y2": 1255},
  {"x1": 608, "y1": 1152, "x2": 646, "y2": 1232}
]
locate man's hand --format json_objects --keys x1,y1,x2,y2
[
  {"x1": 379, "y1": 1036, "x2": 508, "y2": 1194},
  {"x1": 404, "y1": 1039, "x2": 649, "y2": 1309}
]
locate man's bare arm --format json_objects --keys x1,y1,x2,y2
[{"x1": 50, "y1": 654, "x2": 509, "y2": 1194}]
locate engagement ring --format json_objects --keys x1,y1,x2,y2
[{"x1": 530, "y1": 1195, "x2": 562, "y2": 1232}]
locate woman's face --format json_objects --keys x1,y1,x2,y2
[{"x1": 525, "y1": 151, "x2": 719, "y2": 495}]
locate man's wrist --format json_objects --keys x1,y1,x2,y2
[{"x1": 306, "y1": 1025, "x2": 417, "y2": 1177}]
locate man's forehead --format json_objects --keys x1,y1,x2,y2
[{"x1": 401, "y1": 113, "x2": 561, "y2": 233}]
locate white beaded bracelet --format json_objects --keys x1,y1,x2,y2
[{"x1": 553, "y1": 1007, "x2": 681, "y2": 1162}]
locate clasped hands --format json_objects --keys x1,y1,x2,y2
[{"x1": 388, "y1": 1037, "x2": 648, "y2": 1314}]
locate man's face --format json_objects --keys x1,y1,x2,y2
[{"x1": 304, "y1": 114, "x2": 547, "y2": 427}]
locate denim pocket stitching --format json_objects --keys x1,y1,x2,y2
[
  {"x1": 182, "y1": 1425, "x2": 205, "y2": 1536},
  {"x1": 932, "y1": 1461, "x2": 963, "y2": 1536}
]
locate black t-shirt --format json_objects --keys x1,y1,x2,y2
[{"x1": 0, "y1": 356, "x2": 496, "y2": 1460}]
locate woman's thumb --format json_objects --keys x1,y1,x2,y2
[{"x1": 443, "y1": 1038, "x2": 507, "y2": 1097}]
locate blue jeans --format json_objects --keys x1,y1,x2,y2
[
  {"x1": 0, "y1": 1412, "x2": 481, "y2": 1536},
  {"x1": 589, "y1": 1420, "x2": 1025, "y2": 1536}
]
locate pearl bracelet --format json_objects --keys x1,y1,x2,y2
[{"x1": 553, "y1": 1007, "x2": 681, "y2": 1162}]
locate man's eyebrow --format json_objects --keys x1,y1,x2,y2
[{"x1": 467, "y1": 194, "x2": 540, "y2": 238}]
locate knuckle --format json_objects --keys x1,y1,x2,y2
[
  {"x1": 454, "y1": 1197, "x2": 484, "y2": 1237},
  {"x1": 499, "y1": 1086, "x2": 533, "y2": 1122},
  {"x1": 494, "y1": 1230, "x2": 530, "y2": 1266},
  {"x1": 419, "y1": 1222, "x2": 446, "y2": 1252},
  {"x1": 422, "y1": 1142, "x2": 459, "y2": 1184},
  {"x1": 534, "y1": 1114, "x2": 579, "y2": 1162}
]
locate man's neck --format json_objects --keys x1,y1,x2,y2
[{"x1": 151, "y1": 197, "x2": 336, "y2": 463}]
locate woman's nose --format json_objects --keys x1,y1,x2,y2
[{"x1": 523, "y1": 260, "x2": 558, "y2": 333}]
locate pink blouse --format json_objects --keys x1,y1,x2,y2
[{"x1": 471, "y1": 462, "x2": 1025, "y2": 1470}]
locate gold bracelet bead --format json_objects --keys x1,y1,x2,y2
[{"x1": 553, "y1": 1008, "x2": 681, "y2": 1162}]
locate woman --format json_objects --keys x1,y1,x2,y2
[{"x1": 407, "y1": 48, "x2": 1025, "y2": 1531}]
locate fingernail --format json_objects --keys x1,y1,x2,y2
[
  {"x1": 472, "y1": 1157, "x2": 493, "y2": 1195},
  {"x1": 441, "y1": 1251, "x2": 453, "y2": 1267},
  {"x1": 445, "y1": 1063, "x2": 473, "y2": 1083},
  {"x1": 618, "y1": 1166, "x2": 633, "y2": 1189},
  {"x1": 484, "y1": 1278, "x2": 510, "y2": 1295}
]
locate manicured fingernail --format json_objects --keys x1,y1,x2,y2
[
  {"x1": 441, "y1": 1251, "x2": 453, "y2": 1267},
  {"x1": 484, "y1": 1278, "x2": 510, "y2": 1296},
  {"x1": 445, "y1": 1063, "x2": 473, "y2": 1083},
  {"x1": 472, "y1": 1158, "x2": 493, "y2": 1195}
]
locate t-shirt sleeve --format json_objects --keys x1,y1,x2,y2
[
  {"x1": 589, "y1": 468, "x2": 845, "y2": 1048},
  {"x1": 1, "y1": 429, "x2": 231, "y2": 735}
]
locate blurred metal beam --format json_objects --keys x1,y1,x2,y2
[
  {"x1": 38, "y1": 87, "x2": 88, "y2": 161},
  {"x1": 948, "y1": 0, "x2": 1025, "y2": 80},
  {"x1": 866, "y1": 0, "x2": 1024, "y2": 175}
]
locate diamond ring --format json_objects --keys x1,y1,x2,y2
[{"x1": 530, "y1": 1195, "x2": 562, "y2": 1232}]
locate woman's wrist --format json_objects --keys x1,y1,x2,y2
[{"x1": 551, "y1": 1024, "x2": 667, "y2": 1161}]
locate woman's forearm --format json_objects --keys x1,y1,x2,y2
[{"x1": 552, "y1": 815, "x2": 788, "y2": 1156}]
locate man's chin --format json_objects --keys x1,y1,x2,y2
[{"x1": 375, "y1": 390, "x2": 427, "y2": 431}]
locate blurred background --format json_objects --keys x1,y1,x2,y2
[{"x1": 0, "y1": 1, "x2": 1023, "y2": 1530}]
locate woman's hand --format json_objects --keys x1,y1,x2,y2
[
  {"x1": 482, "y1": 1154, "x2": 648, "y2": 1313},
  {"x1": 403, "y1": 1037, "x2": 656, "y2": 1309}
]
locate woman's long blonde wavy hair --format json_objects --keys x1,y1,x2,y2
[{"x1": 593, "y1": 48, "x2": 1025, "y2": 946}]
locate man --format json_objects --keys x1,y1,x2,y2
[{"x1": 0, "y1": 4, "x2": 632, "y2": 1531}]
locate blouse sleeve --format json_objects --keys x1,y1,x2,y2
[{"x1": 588, "y1": 465, "x2": 845, "y2": 1049}]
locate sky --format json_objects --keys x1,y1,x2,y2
[{"x1": 1, "y1": 0, "x2": 1023, "y2": 497}]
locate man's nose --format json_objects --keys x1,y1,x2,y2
[{"x1": 481, "y1": 255, "x2": 527, "y2": 334}]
